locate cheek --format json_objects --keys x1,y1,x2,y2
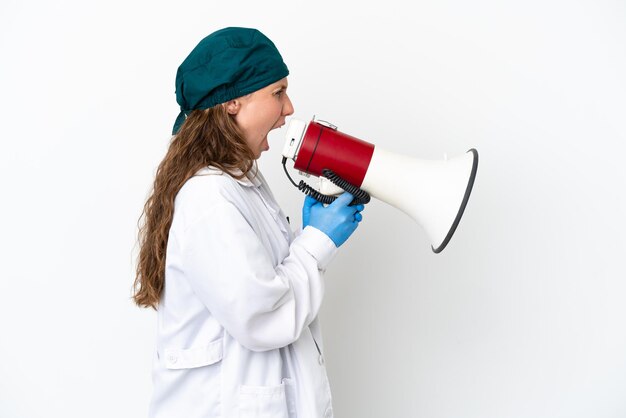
[
  {"x1": 234, "y1": 109, "x2": 260, "y2": 138},
  {"x1": 253, "y1": 109, "x2": 280, "y2": 136},
  {"x1": 236, "y1": 99, "x2": 282, "y2": 139}
]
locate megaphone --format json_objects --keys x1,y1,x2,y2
[{"x1": 281, "y1": 117, "x2": 479, "y2": 253}]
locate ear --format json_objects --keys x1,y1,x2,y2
[{"x1": 225, "y1": 100, "x2": 240, "y2": 115}]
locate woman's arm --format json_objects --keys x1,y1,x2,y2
[{"x1": 179, "y1": 199, "x2": 337, "y2": 352}]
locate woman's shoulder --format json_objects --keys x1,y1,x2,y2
[
  {"x1": 170, "y1": 166, "x2": 247, "y2": 230},
  {"x1": 177, "y1": 166, "x2": 241, "y2": 205}
]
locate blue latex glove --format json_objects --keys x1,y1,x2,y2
[
  {"x1": 302, "y1": 195, "x2": 317, "y2": 228},
  {"x1": 303, "y1": 192, "x2": 365, "y2": 247}
]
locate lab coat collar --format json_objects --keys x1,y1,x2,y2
[{"x1": 197, "y1": 165, "x2": 262, "y2": 188}]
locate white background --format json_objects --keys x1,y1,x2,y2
[{"x1": 1, "y1": 0, "x2": 625, "y2": 417}]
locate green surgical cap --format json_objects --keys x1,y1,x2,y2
[{"x1": 172, "y1": 27, "x2": 289, "y2": 135}]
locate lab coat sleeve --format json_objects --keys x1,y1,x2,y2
[{"x1": 180, "y1": 200, "x2": 338, "y2": 352}]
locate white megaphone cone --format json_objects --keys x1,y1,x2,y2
[
  {"x1": 360, "y1": 147, "x2": 478, "y2": 253},
  {"x1": 282, "y1": 118, "x2": 478, "y2": 253}
]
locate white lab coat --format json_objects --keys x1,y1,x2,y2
[{"x1": 148, "y1": 166, "x2": 338, "y2": 418}]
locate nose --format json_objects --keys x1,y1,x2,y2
[{"x1": 283, "y1": 94, "x2": 295, "y2": 116}]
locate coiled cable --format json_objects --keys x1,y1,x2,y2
[{"x1": 282, "y1": 157, "x2": 371, "y2": 206}]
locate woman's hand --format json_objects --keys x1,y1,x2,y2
[{"x1": 302, "y1": 193, "x2": 364, "y2": 247}]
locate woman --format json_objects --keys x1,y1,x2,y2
[{"x1": 133, "y1": 27, "x2": 364, "y2": 418}]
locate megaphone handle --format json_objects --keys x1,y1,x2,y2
[{"x1": 282, "y1": 158, "x2": 370, "y2": 206}]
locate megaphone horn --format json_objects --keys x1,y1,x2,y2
[{"x1": 281, "y1": 118, "x2": 479, "y2": 253}]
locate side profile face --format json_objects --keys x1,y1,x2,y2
[{"x1": 226, "y1": 77, "x2": 294, "y2": 159}]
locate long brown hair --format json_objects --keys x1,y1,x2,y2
[{"x1": 133, "y1": 105, "x2": 255, "y2": 309}]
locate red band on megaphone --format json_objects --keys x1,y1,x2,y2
[{"x1": 293, "y1": 121, "x2": 375, "y2": 187}]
